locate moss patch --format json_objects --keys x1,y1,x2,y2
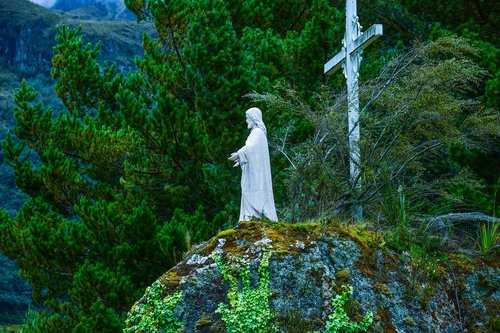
[
  {"x1": 374, "y1": 283, "x2": 392, "y2": 297},
  {"x1": 159, "y1": 270, "x2": 181, "y2": 292},
  {"x1": 447, "y1": 253, "x2": 476, "y2": 273},
  {"x1": 335, "y1": 269, "x2": 351, "y2": 282},
  {"x1": 190, "y1": 220, "x2": 388, "y2": 261},
  {"x1": 377, "y1": 308, "x2": 397, "y2": 333},
  {"x1": 216, "y1": 228, "x2": 237, "y2": 238},
  {"x1": 195, "y1": 313, "x2": 212, "y2": 330},
  {"x1": 403, "y1": 316, "x2": 415, "y2": 326}
]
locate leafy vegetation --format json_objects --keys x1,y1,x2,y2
[
  {"x1": 212, "y1": 251, "x2": 374, "y2": 333},
  {"x1": 322, "y1": 285, "x2": 373, "y2": 333},
  {"x1": 401, "y1": 245, "x2": 441, "y2": 302},
  {"x1": 250, "y1": 36, "x2": 497, "y2": 221},
  {"x1": 213, "y1": 251, "x2": 277, "y2": 333},
  {"x1": 478, "y1": 221, "x2": 499, "y2": 254},
  {"x1": 124, "y1": 281, "x2": 183, "y2": 333}
]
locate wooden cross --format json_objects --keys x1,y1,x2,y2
[{"x1": 324, "y1": 0, "x2": 383, "y2": 221}]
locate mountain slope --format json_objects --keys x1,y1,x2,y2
[
  {"x1": 1, "y1": 0, "x2": 148, "y2": 77},
  {"x1": 51, "y1": 0, "x2": 135, "y2": 20},
  {"x1": 0, "y1": 0, "x2": 59, "y2": 77}
]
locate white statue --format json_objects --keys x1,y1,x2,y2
[{"x1": 229, "y1": 107, "x2": 278, "y2": 222}]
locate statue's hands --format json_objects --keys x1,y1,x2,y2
[
  {"x1": 228, "y1": 152, "x2": 239, "y2": 161},
  {"x1": 228, "y1": 152, "x2": 240, "y2": 167}
]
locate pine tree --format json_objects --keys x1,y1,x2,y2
[
  {"x1": 1, "y1": 26, "x2": 168, "y2": 331},
  {"x1": 1, "y1": 1, "x2": 344, "y2": 331}
]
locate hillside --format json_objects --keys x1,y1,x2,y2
[
  {"x1": 0, "y1": 0, "x2": 150, "y2": 324},
  {"x1": 125, "y1": 221, "x2": 499, "y2": 332},
  {"x1": 0, "y1": 0, "x2": 148, "y2": 76},
  {"x1": 51, "y1": 0, "x2": 135, "y2": 20}
]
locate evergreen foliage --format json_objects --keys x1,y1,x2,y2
[{"x1": 1, "y1": 26, "x2": 167, "y2": 331}]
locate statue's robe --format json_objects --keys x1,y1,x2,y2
[{"x1": 237, "y1": 127, "x2": 278, "y2": 222}]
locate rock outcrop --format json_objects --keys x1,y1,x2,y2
[
  {"x1": 125, "y1": 221, "x2": 499, "y2": 333},
  {"x1": 426, "y1": 212, "x2": 499, "y2": 239}
]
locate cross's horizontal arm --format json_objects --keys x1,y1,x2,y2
[
  {"x1": 324, "y1": 24, "x2": 383, "y2": 75},
  {"x1": 324, "y1": 48, "x2": 346, "y2": 76},
  {"x1": 350, "y1": 24, "x2": 383, "y2": 57}
]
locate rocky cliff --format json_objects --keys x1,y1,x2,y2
[
  {"x1": 0, "y1": 0, "x2": 56, "y2": 77},
  {"x1": 0, "y1": 0, "x2": 148, "y2": 78},
  {"x1": 51, "y1": 0, "x2": 135, "y2": 20},
  {"x1": 125, "y1": 221, "x2": 498, "y2": 333}
]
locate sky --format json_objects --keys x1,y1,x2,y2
[
  {"x1": 29, "y1": 0, "x2": 57, "y2": 8},
  {"x1": 29, "y1": 0, "x2": 122, "y2": 8}
]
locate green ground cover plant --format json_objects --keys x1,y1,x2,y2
[
  {"x1": 124, "y1": 281, "x2": 183, "y2": 333},
  {"x1": 213, "y1": 251, "x2": 277, "y2": 333}
]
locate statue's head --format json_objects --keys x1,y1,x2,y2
[{"x1": 245, "y1": 107, "x2": 267, "y2": 134}]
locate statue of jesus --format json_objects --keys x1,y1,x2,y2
[{"x1": 228, "y1": 107, "x2": 278, "y2": 222}]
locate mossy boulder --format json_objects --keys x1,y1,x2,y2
[{"x1": 125, "y1": 221, "x2": 499, "y2": 332}]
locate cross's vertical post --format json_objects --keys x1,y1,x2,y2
[
  {"x1": 345, "y1": 0, "x2": 363, "y2": 221},
  {"x1": 324, "y1": 0, "x2": 383, "y2": 221}
]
